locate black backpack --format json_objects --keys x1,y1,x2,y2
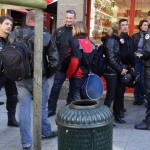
[
  {"x1": 91, "y1": 44, "x2": 107, "y2": 77},
  {"x1": 0, "y1": 30, "x2": 33, "y2": 81}
]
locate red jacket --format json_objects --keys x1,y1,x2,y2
[{"x1": 66, "y1": 35, "x2": 96, "y2": 79}]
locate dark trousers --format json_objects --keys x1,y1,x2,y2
[
  {"x1": 144, "y1": 66, "x2": 150, "y2": 111},
  {"x1": 134, "y1": 59, "x2": 146, "y2": 102},
  {"x1": 113, "y1": 76, "x2": 126, "y2": 115},
  {"x1": 0, "y1": 72, "x2": 18, "y2": 114},
  {"x1": 48, "y1": 70, "x2": 66, "y2": 112},
  {"x1": 103, "y1": 73, "x2": 117, "y2": 108},
  {"x1": 67, "y1": 76, "x2": 86, "y2": 104}
]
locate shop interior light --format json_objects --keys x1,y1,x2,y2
[
  {"x1": 96, "y1": 10, "x2": 113, "y2": 18},
  {"x1": 4, "y1": 9, "x2": 7, "y2": 15}
]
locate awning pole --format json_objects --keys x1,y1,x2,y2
[
  {"x1": 129, "y1": 0, "x2": 136, "y2": 36},
  {"x1": 33, "y1": 9, "x2": 43, "y2": 150}
]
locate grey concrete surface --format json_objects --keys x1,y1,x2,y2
[{"x1": 0, "y1": 81, "x2": 149, "y2": 150}]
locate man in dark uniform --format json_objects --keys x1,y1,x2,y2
[
  {"x1": 135, "y1": 11, "x2": 150, "y2": 130},
  {"x1": 48, "y1": 10, "x2": 76, "y2": 117},
  {"x1": 0, "y1": 16, "x2": 19, "y2": 127},
  {"x1": 113, "y1": 19, "x2": 134, "y2": 123}
]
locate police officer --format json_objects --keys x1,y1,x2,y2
[
  {"x1": 135, "y1": 12, "x2": 150, "y2": 130},
  {"x1": 113, "y1": 19, "x2": 134, "y2": 123}
]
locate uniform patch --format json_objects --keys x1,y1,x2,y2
[
  {"x1": 120, "y1": 38, "x2": 125, "y2": 44},
  {"x1": 145, "y1": 34, "x2": 150, "y2": 40}
]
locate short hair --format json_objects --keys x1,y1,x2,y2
[
  {"x1": 0, "y1": 16, "x2": 13, "y2": 24},
  {"x1": 147, "y1": 11, "x2": 150, "y2": 16},
  {"x1": 107, "y1": 22, "x2": 119, "y2": 36},
  {"x1": 119, "y1": 19, "x2": 128, "y2": 25},
  {"x1": 26, "y1": 10, "x2": 35, "y2": 22},
  {"x1": 138, "y1": 20, "x2": 148, "y2": 31},
  {"x1": 66, "y1": 10, "x2": 76, "y2": 17},
  {"x1": 73, "y1": 21, "x2": 87, "y2": 36}
]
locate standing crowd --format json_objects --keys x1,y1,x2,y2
[{"x1": 0, "y1": 8, "x2": 150, "y2": 150}]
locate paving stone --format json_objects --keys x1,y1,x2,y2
[
  {"x1": 0, "y1": 144, "x2": 5, "y2": 149},
  {"x1": 113, "y1": 128, "x2": 132, "y2": 142},
  {"x1": 113, "y1": 141, "x2": 126, "y2": 150},
  {"x1": 0, "y1": 83, "x2": 149, "y2": 150},
  {"x1": 125, "y1": 138, "x2": 150, "y2": 150},
  {"x1": 130, "y1": 129, "x2": 150, "y2": 139},
  {"x1": 0, "y1": 130, "x2": 19, "y2": 144}
]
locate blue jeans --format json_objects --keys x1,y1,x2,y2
[
  {"x1": 134, "y1": 58, "x2": 146, "y2": 102},
  {"x1": 18, "y1": 78, "x2": 52, "y2": 147},
  {"x1": 68, "y1": 77, "x2": 86, "y2": 103}
]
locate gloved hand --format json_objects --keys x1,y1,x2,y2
[{"x1": 134, "y1": 52, "x2": 143, "y2": 58}]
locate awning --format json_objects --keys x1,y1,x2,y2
[
  {"x1": 11, "y1": 0, "x2": 57, "y2": 14},
  {"x1": 44, "y1": 0, "x2": 57, "y2": 14},
  {"x1": 45, "y1": 0, "x2": 57, "y2": 5},
  {"x1": 11, "y1": 9, "x2": 28, "y2": 13},
  {"x1": 0, "y1": 0, "x2": 47, "y2": 9}
]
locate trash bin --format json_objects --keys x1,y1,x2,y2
[{"x1": 56, "y1": 100, "x2": 113, "y2": 150}]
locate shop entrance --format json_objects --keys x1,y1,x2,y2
[{"x1": 87, "y1": 0, "x2": 150, "y2": 93}]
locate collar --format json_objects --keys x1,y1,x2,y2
[
  {"x1": 25, "y1": 26, "x2": 34, "y2": 29},
  {"x1": 111, "y1": 34, "x2": 120, "y2": 42},
  {"x1": 74, "y1": 35, "x2": 87, "y2": 39},
  {"x1": 120, "y1": 32, "x2": 130, "y2": 39},
  {"x1": 0, "y1": 36, "x2": 7, "y2": 41},
  {"x1": 64, "y1": 25, "x2": 73, "y2": 30},
  {"x1": 140, "y1": 30, "x2": 146, "y2": 34}
]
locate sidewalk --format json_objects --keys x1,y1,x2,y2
[{"x1": 0, "y1": 86, "x2": 150, "y2": 150}]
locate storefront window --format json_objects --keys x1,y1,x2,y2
[
  {"x1": 90, "y1": 0, "x2": 120, "y2": 44},
  {"x1": 134, "y1": 0, "x2": 149, "y2": 33},
  {"x1": 90, "y1": 0, "x2": 150, "y2": 44},
  {"x1": 0, "y1": 9, "x2": 7, "y2": 16}
]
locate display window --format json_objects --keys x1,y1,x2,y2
[
  {"x1": 0, "y1": 9, "x2": 7, "y2": 16},
  {"x1": 89, "y1": 0, "x2": 150, "y2": 43},
  {"x1": 88, "y1": 0, "x2": 150, "y2": 93}
]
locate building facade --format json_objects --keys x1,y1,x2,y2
[{"x1": 57, "y1": 0, "x2": 86, "y2": 27}]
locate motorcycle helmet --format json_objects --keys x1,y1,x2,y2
[{"x1": 120, "y1": 69, "x2": 140, "y2": 88}]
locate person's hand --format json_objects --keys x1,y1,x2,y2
[{"x1": 121, "y1": 69, "x2": 128, "y2": 75}]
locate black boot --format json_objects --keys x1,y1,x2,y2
[
  {"x1": 0, "y1": 102, "x2": 4, "y2": 105},
  {"x1": 48, "y1": 110, "x2": 56, "y2": 117},
  {"x1": 135, "y1": 111, "x2": 150, "y2": 130},
  {"x1": 114, "y1": 114, "x2": 126, "y2": 123},
  {"x1": 6, "y1": 95, "x2": 19, "y2": 127},
  {"x1": 120, "y1": 110, "x2": 124, "y2": 118},
  {"x1": 7, "y1": 114, "x2": 19, "y2": 127},
  {"x1": 113, "y1": 123, "x2": 117, "y2": 127},
  {"x1": 134, "y1": 120, "x2": 150, "y2": 130}
]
